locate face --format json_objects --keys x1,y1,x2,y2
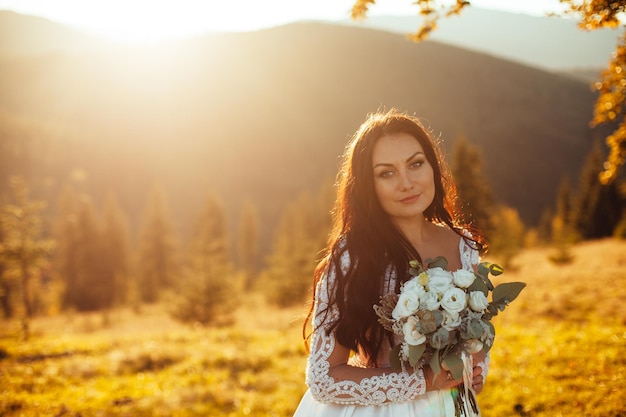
[{"x1": 372, "y1": 132, "x2": 435, "y2": 225}]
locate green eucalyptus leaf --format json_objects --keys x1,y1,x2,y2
[
  {"x1": 467, "y1": 274, "x2": 489, "y2": 295},
  {"x1": 409, "y1": 344, "x2": 426, "y2": 367},
  {"x1": 443, "y1": 352, "x2": 464, "y2": 381},
  {"x1": 426, "y1": 256, "x2": 448, "y2": 270},
  {"x1": 483, "y1": 320, "x2": 495, "y2": 340},
  {"x1": 477, "y1": 262, "x2": 491, "y2": 276},
  {"x1": 492, "y1": 282, "x2": 526, "y2": 304},
  {"x1": 389, "y1": 344, "x2": 402, "y2": 371},
  {"x1": 409, "y1": 267, "x2": 421, "y2": 277}
]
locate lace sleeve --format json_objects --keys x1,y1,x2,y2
[{"x1": 305, "y1": 250, "x2": 426, "y2": 405}]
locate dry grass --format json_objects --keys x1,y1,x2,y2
[{"x1": 1, "y1": 239, "x2": 625, "y2": 416}]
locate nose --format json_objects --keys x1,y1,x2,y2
[{"x1": 399, "y1": 170, "x2": 413, "y2": 191}]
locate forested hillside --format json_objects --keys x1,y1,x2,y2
[{"x1": 0, "y1": 16, "x2": 604, "y2": 244}]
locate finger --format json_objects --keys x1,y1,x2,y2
[{"x1": 472, "y1": 382, "x2": 483, "y2": 394}]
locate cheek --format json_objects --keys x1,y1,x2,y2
[{"x1": 374, "y1": 180, "x2": 394, "y2": 206}]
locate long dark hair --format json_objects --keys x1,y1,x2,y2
[{"x1": 304, "y1": 109, "x2": 485, "y2": 366}]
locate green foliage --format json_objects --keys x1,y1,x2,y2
[
  {"x1": 487, "y1": 206, "x2": 525, "y2": 269},
  {"x1": 450, "y1": 135, "x2": 496, "y2": 237},
  {"x1": 0, "y1": 177, "x2": 54, "y2": 326},
  {"x1": 136, "y1": 185, "x2": 178, "y2": 303},
  {"x1": 614, "y1": 209, "x2": 626, "y2": 238},
  {"x1": 260, "y1": 187, "x2": 332, "y2": 307},
  {"x1": 170, "y1": 193, "x2": 238, "y2": 327},
  {"x1": 237, "y1": 201, "x2": 260, "y2": 291},
  {"x1": 101, "y1": 193, "x2": 132, "y2": 306},
  {"x1": 549, "y1": 178, "x2": 578, "y2": 264},
  {"x1": 54, "y1": 193, "x2": 118, "y2": 312},
  {"x1": 549, "y1": 216, "x2": 577, "y2": 265},
  {"x1": 573, "y1": 142, "x2": 624, "y2": 239}
]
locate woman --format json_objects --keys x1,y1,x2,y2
[{"x1": 293, "y1": 110, "x2": 489, "y2": 417}]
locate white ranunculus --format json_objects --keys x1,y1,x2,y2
[
  {"x1": 452, "y1": 269, "x2": 476, "y2": 289},
  {"x1": 392, "y1": 290, "x2": 420, "y2": 320},
  {"x1": 440, "y1": 287, "x2": 468, "y2": 314},
  {"x1": 469, "y1": 291, "x2": 490, "y2": 312},
  {"x1": 403, "y1": 316, "x2": 426, "y2": 346},
  {"x1": 441, "y1": 310, "x2": 462, "y2": 330},
  {"x1": 420, "y1": 290, "x2": 441, "y2": 311},
  {"x1": 427, "y1": 268, "x2": 454, "y2": 295},
  {"x1": 402, "y1": 277, "x2": 425, "y2": 295}
]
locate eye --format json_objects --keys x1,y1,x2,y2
[
  {"x1": 410, "y1": 159, "x2": 425, "y2": 169},
  {"x1": 379, "y1": 169, "x2": 395, "y2": 178}
]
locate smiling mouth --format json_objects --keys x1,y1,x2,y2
[{"x1": 400, "y1": 194, "x2": 420, "y2": 203}]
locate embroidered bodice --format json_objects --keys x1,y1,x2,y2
[{"x1": 304, "y1": 236, "x2": 489, "y2": 405}]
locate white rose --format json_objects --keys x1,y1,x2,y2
[
  {"x1": 402, "y1": 277, "x2": 426, "y2": 296},
  {"x1": 452, "y1": 269, "x2": 476, "y2": 289},
  {"x1": 469, "y1": 291, "x2": 489, "y2": 312},
  {"x1": 420, "y1": 290, "x2": 441, "y2": 311},
  {"x1": 402, "y1": 316, "x2": 426, "y2": 346},
  {"x1": 427, "y1": 268, "x2": 454, "y2": 295},
  {"x1": 440, "y1": 287, "x2": 468, "y2": 314},
  {"x1": 392, "y1": 291, "x2": 420, "y2": 320},
  {"x1": 441, "y1": 310, "x2": 462, "y2": 330}
]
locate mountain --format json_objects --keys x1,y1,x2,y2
[
  {"x1": 0, "y1": 15, "x2": 604, "y2": 244},
  {"x1": 340, "y1": 7, "x2": 619, "y2": 72},
  {"x1": 0, "y1": 11, "x2": 113, "y2": 57}
]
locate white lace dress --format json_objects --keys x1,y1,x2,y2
[{"x1": 292, "y1": 238, "x2": 489, "y2": 417}]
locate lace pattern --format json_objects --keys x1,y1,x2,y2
[{"x1": 304, "y1": 236, "x2": 488, "y2": 405}]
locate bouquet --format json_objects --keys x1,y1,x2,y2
[{"x1": 374, "y1": 256, "x2": 525, "y2": 417}]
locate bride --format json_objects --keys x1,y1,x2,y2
[{"x1": 293, "y1": 110, "x2": 489, "y2": 417}]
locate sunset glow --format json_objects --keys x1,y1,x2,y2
[{"x1": 0, "y1": 0, "x2": 566, "y2": 43}]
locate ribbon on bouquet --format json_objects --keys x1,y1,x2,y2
[{"x1": 459, "y1": 351, "x2": 480, "y2": 417}]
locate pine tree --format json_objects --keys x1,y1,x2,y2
[
  {"x1": 488, "y1": 205, "x2": 525, "y2": 270},
  {"x1": 172, "y1": 193, "x2": 237, "y2": 326},
  {"x1": 450, "y1": 135, "x2": 496, "y2": 238},
  {"x1": 101, "y1": 192, "x2": 132, "y2": 306},
  {"x1": 237, "y1": 201, "x2": 260, "y2": 291},
  {"x1": 0, "y1": 177, "x2": 54, "y2": 336},
  {"x1": 137, "y1": 184, "x2": 178, "y2": 303},
  {"x1": 549, "y1": 177, "x2": 577, "y2": 264},
  {"x1": 72, "y1": 197, "x2": 113, "y2": 311},
  {"x1": 261, "y1": 186, "x2": 332, "y2": 307},
  {"x1": 573, "y1": 143, "x2": 624, "y2": 239},
  {"x1": 54, "y1": 185, "x2": 81, "y2": 310}
]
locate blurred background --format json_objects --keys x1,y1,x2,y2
[{"x1": 0, "y1": 1, "x2": 624, "y2": 416}]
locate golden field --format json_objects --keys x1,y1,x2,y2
[{"x1": 1, "y1": 239, "x2": 625, "y2": 417}]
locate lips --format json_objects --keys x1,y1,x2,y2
[{"x1": 399, "y1": 194, "x2": 420, "y2": 203}]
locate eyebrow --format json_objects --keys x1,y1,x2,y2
[{"x1": 373, "y1": 151, "x2": 424, "y2": 169}]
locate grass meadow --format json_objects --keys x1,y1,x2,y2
[{"x1": 1, "y1": 239, "x2": 625, "y2": 417}]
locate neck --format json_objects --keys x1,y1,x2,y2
[{"x1": 393, "y1": 215, "x2": 432, "y2": 247}]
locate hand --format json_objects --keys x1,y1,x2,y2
[
  {"x1": 471, "y1": 364, "x2": 484, "y2": 394},
  {"x1": 424, "y1": 365, "x2": 463, "y2": 392},
  {"x1": 470, "y1": 350, "x2": 487, "y2": 394}
]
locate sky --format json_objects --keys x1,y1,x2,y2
[{"x1": 0, "y1": 0, "x2": 567, "y2": 43}]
